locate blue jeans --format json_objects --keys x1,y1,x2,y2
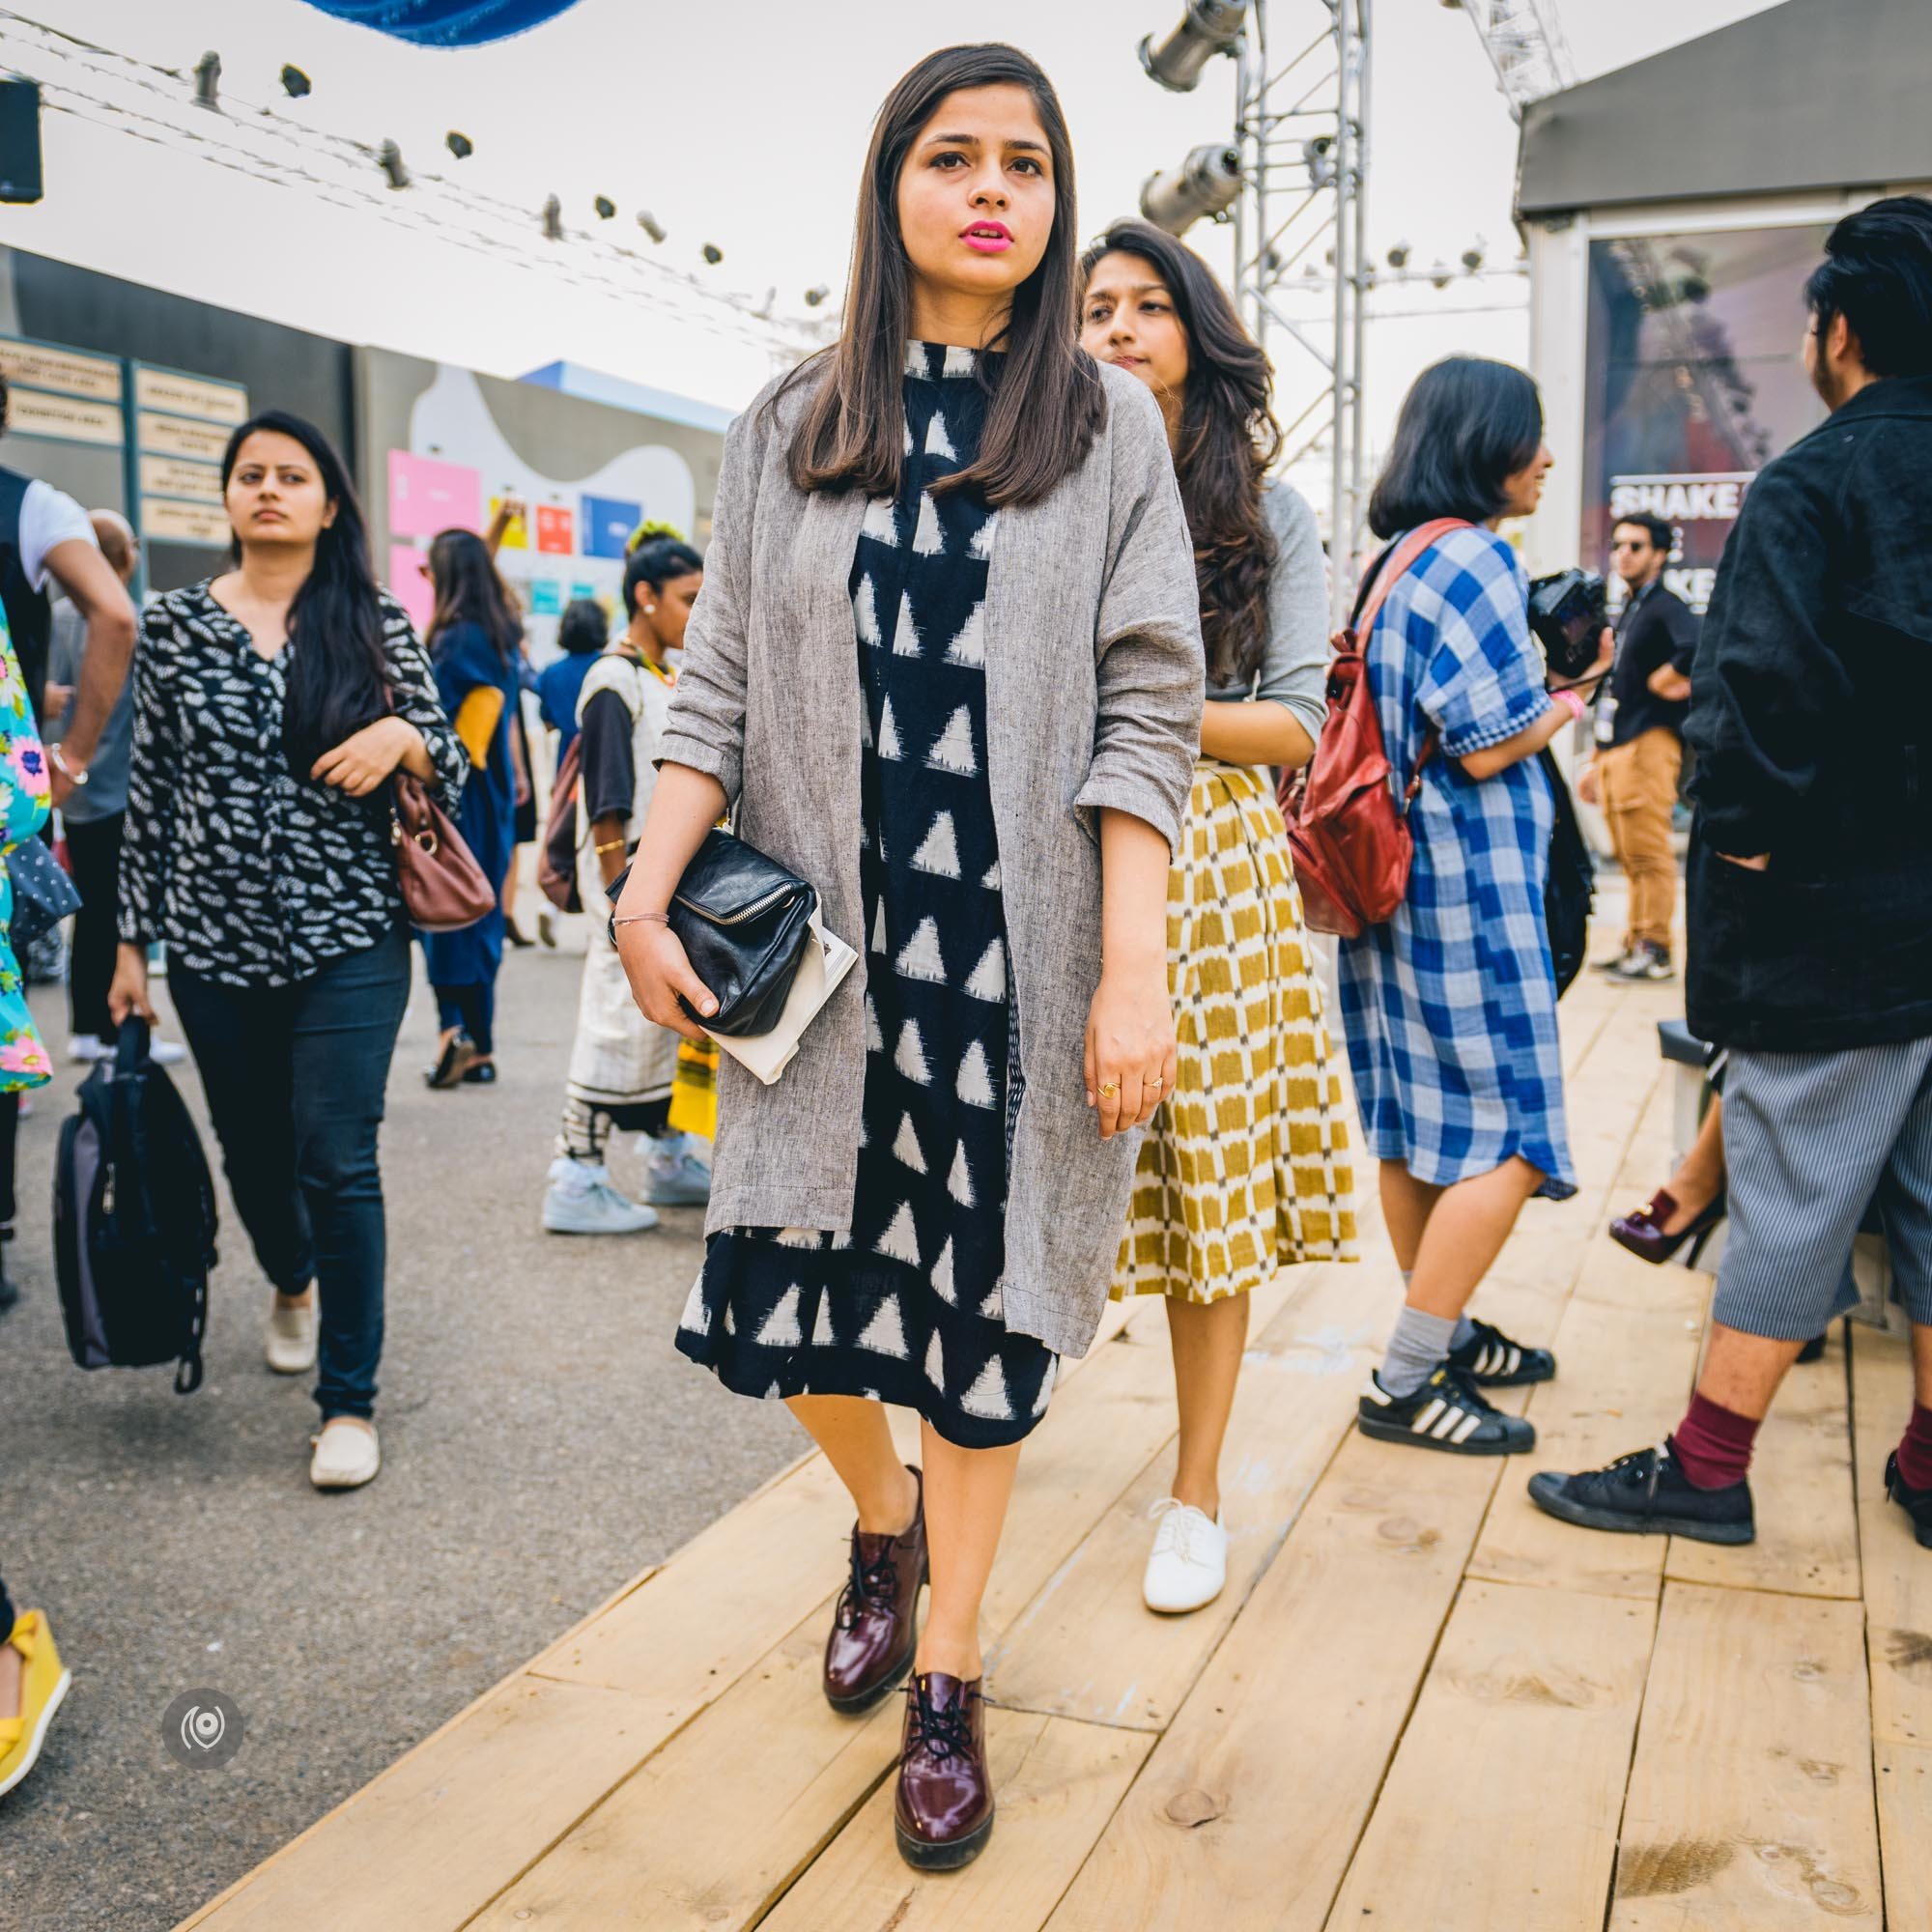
[{"x1": 171, "y1": 924, "x2": 412, "y2": 1420}]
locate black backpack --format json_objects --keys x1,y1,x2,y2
[
  {"x1": 54, "y1": 1020, "x2": 218, "y2": 1394},
  {"x1": 1541, "y1": 746, "x2": 1596, "y2": 999}
]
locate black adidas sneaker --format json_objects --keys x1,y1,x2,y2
[
  {"x1": 1446, "y1": 1317, "x2": 1556, "y2": 1388},
  {"x1": 1528, "y1": 1443, "x2": 1754, "y2": 1545},
  {"x1": 1886, "y1": 1452, "x2": 1932, "y2": 1549},
  {"x1": 1357, "y1": 1365, "x2": 1536, "y2": 1455}
]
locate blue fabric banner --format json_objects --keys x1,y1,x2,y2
[{"x1": 297, "y1": 1, "x2": 582, "y2": 47}]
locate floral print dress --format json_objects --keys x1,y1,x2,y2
[{"x1": 0, "y1": 603, "x2": 53, "y2": 1092}]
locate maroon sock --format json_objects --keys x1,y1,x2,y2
[
  {"x1": 1896, "y1": 1405, "x2": 1932, "y2": 1492},
  {"x1": 1666, "y1": 1391, "x2": 1761, "y2": 1491}
]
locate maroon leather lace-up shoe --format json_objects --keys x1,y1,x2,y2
[
  {"x1": 894, "y1": 1671, "x2": 993, "y2": 1870},
  {"x1": 823, "y1": 1465, "x2": 927, "y2": 1714}
]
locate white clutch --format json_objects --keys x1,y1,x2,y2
[{"x1": 702, "y1": 912, "x2": 858, "y2": 1085}]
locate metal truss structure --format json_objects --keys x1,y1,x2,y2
[
  {"x1": 1229, "y1": 0, "x2": 1372, "y2": 615},
  {"x1": 1447, "y1": 0, "x2": 1576, "y2": 117}
]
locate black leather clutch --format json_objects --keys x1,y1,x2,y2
[{"x1": 609, "y1": 829, "x2": 818, "y2": 1037}]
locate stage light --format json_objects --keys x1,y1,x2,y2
[
  {"x1": 637, "y1": 210, "x2": 667, "y2": 242},
  {"x1": 805, "y1": 285, "x2": 831, "y2": 306},
  {"x1": 594, "y1": 195, "x2": 615, "y2": 219},
  {"x1": 701, "y1": 242, "x2": 724, "y2": 265},
  {"x1": 446, "y1": 130, "x2": 473, "y2": 158},
  {"x1": 1461, "y1": 242, "x2": 1486, "y2": 272},
  {"x1": 1430, "y1": 261, "x2": 1454, "y2": 290},
  {"x1": 280, "y1": 64, "x2": 311, "y2": 99},
  {"x1": 378, "y1": 140, "x2": 409, "y2": 189},
  {"x1": 1302, "y1": 136, "x2": 1335, "y2": 188},
  {"x1": 542, "y1": 195, "x2": 564, "y2": 241},
  {"x1": 1386, "y1": 240, "x2": 1410, "y2": 270},
  {"x1": 192, "y1": 50, "x2": 220, "y2": 112},
  {"x1": 1139, "y1": 144, "x2": 1241, "y2": 237},
  {"x1": 1138, "y1": 0, "x2": 1248, "y2": 93}
]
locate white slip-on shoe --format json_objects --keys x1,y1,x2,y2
[
  {"x1": 1141, "y1": 1497, "x2": 1229, "y2": 1615},
  {"x1": 67, "y1": 1034, "x2": 105, "y2": 1064},
  {"x1": 266, "y1": 1296, "x2": 319, "y2": 1375},
  {"x1": 309, "y1": 1417, "x2": 381, "y2": 1491}
]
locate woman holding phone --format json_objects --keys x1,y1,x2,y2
[{"x1": 612, "y1": 43, "x2": 1201, "y2": 1870}]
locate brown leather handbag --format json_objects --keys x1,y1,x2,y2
[{"x1": 391, "y1": 773, "x2": 496, "y2": 932}]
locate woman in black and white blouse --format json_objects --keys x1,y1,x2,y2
[{"x1": 111, "y1": 409, "x2": 465, "y2": 1491}]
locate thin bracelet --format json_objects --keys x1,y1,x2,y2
[
  {"x1": 611, "y1": 910, "x2": 670, "y2": 927},
  {"x1": 1550, "y1": 688, "x2": 1588, "y2": 724},
  {"x1": 593, "y1": 838, "x2": 626, "y2": 855}
]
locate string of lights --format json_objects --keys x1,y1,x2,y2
[{"x1": 0, "y1": 9, "x2": 836, "y2": 347}]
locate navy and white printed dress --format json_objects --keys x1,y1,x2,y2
[{"x1": 675, "y1": 342, "x2": 1058, "y2": 1449}]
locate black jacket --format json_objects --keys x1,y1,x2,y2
[{"x1": 1686, "y1": 374, "x2": 1932, "y2": 1051}]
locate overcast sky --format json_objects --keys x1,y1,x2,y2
[{"x1": 1, "y1": 0, "x2": 1785, "y2": 477}]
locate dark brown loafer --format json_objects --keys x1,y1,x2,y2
[
  {"x1": 895, "y1": 1672, "x2": 993, "y2": 1870},
  {"x1": 823, "y1": 1465, "x2": 927, "y2": 1714}
]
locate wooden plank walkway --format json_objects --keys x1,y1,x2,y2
[{"x1": 174, "y1": 951, "x2": 1917, "y2": 1932}]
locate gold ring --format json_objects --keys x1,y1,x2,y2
[{"x1": 1098, "y1": 1080, "x2": 1121, "y2": 1098}]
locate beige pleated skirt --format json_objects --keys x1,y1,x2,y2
[{"x1": 1111, "y1": 758, "x2": 1357, "y2": 1305}]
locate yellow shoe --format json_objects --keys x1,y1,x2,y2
[{"x1": 0, "y1": 1610, "x2": 72, "y2": 1798}]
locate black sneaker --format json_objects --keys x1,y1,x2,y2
[
  {"x1": 1610, "y1": 941, "x2": 1674, "y2": 983},
  {"x1": 1447, "y1": 1318, "x2": 1555, "y2": 1388},
  {"x1": 1885, "y1": 1452, "x2": 1932, "y2": 1549},
  {"x1": 1357, "y1": 1365, "x2": 1536, "y2": 1455},
  {"x1": 1528, "y1": 1442, "x2": 1753, "y2": 1544}
]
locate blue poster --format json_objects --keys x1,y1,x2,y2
[
  {"x1": 582, "y1": 495, "x2": 641, "y2": 560},
  {"x1": 529, "y1": 579, "x2": 562, "y2": 616}
]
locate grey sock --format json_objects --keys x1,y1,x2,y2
[
  {"x1": 1379, "y1": 1304, "x2": 1459, "y2": 1399},
  {"x1": 1399, "y1": 1274, "x2": 1476, "y2": 1355}
]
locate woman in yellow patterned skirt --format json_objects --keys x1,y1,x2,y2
[{"x1": 1081, "y1": 222, "x2": 1356, "y2": 1614}]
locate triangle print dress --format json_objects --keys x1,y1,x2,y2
[{"x1": 673, "y1": 342, "x2": 1058, "y2": 1450}]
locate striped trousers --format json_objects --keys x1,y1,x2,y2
[{"x1": 1714, "y1": 1037, "x2": 1932, "y2": 1338}]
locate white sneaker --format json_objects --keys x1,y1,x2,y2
[
  {"x1": 309, "y1": 1417, "x2": 381, "y2": 1491},
  {"x1": 266, "y1": 1296, "x2": 319, "y2": 1375},
  {"x1": 1142, "y1": 1497, "x2": 1229, "y2": 1614},
  {"x1": 643, "y1": 1131, "x2": 712, "y2": 1206},
  {"x1": 70, "y1": 1033, "x2": 186, "y2": 1065},
  {"x1": 542, "y1": 1156, "x2": 660, "y2": 1236}
]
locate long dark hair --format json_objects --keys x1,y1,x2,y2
[
  {"x1": 220, "y1": 409, "x2": 387, "y2": 780},
  {"x1": 1367, "y1": 356, "x2": 1544, "y2": 539},
  {"x1": 773, "y1": 43, "x2": 1104, "y2": 509},
  {"x1": 1080, "y1": 220, "x2": 1280, "y2": 687},
  {"x1": 427, "y1": 526, "x2": 522, "y2": 665}
]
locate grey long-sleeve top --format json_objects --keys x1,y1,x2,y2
[{"x1": 1203, "y1": 481, "x2": 1329, "y2": 746}]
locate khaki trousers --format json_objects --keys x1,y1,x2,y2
[{"x1": 1596, "y1": 726, "x2": 1682, "y2": 951}]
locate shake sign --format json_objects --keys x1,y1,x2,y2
[{"x1": 1606, "y1": 470, "x2": 1754, "y2": 613}]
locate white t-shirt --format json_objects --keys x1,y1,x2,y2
[{"x1": 16, "y1": 478, "x2": 96, "y2": 591}]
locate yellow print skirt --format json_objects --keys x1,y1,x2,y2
[{"x1": 1112, "y1": 759, "x2": 1357, "y2": 1304}]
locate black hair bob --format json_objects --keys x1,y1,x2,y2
[
  {"x1": 1367, "y1": 355, "x2": 1544, "y2": 540},
  {"x1": 1804, "y1": 194, "x2": 1932, "y2": 380},
  {"x1": 622, "y1": 535, "x2": 703, "y2": 620},
  {"x1": 556, "y1": 597, "x2": 609, "y2": 656}
]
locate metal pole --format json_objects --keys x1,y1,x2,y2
[
  {"x1": 1347, "y1": 0, "x2": 1372, "y2": 611},
  {"x1": 1326, "y1": 0, "x2": 1349, "y2": 622}
]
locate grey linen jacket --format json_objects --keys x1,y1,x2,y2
[{"x1": 657, "y1": 357, "x2": 1205, "y2": 1359}]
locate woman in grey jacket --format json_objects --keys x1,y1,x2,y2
[{"x1": 612, "y1": 44, "x2": 1201, "y2": 1871}]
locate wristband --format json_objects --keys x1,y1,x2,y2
[
  {"x1": 1550, "y1": 689, "x2": 1587, "y2": 724},
  {"x1": 48, "y1": 743, "x2": 88, "y2": 786}
]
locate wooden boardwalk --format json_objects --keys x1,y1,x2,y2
[{"x1": 175, "y1": 957, "x2": 1918, "y2": 1931}]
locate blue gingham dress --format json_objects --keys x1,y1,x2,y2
[{"x1": 1337, "y1": 526, "x2": 1577, "y2": 1200}]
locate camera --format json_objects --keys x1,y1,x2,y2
[{"x1": 1526, "y1": 569, "x2": 1608, "y2": 684}]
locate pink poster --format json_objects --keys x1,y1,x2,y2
[
  {"x1": 388, "y1": 545, "x2": 435, "y2": 637},
  {"x1": 388, "y1": 449, "x2": 482, "y2": 539}
]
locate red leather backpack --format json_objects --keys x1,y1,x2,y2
[{"x1": 1279, "y1": 518, "x2": 1470, "y2": 937}]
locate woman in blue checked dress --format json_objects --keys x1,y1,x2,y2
[{"x1": 1341, "y1": 357, "x2": 1585, "y2": 1460}]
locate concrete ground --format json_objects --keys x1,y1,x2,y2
[{"x1": 0, "y1": 922, "x2": 802, "y2": 1932}]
